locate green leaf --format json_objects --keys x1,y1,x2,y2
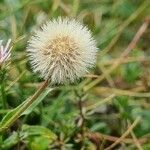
[
  {"x1": 1, "y1": 125, "x2": 57, "y2": 149},
  {"x1": 143, "y1": 143, "x2": 150, "y2": 150},
  {"x1": 22, "y1": 88, "x2": 52, "y2": 115},
  {"x1": 0, "y1": 88, "x2": 52, "y2": 132},
  {"x1": 29, "y1": 136, "x2": 50, "y2": 150},
  {"x1": 1, "y1": 132, "x2": 19, "y2": 149},
  {"x1": 122, "y1": 62, "x2": 141, "y2": 83},
  {"x1": 21, "y1": 125, "x2": 57, "y2": 141},
  {"x1": 22, "y1": 125, "x2": 57, "y2": 150}
]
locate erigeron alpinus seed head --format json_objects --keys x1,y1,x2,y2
[{"x1": 27, "y1": 17, "x2": 97, "y2": 84}]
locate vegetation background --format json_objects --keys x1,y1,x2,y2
[{"x1": 0, "y1": 0, "x2": 149, "y2": 149}]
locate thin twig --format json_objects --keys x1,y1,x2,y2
[
  {"x1": 131, "y1": 131, "x2": 143, "y2": 150},
  {"x1": 6, "y1": 70, "x2": 26, "y2": 91},
  {"x1": 99, "y1": 0, "x2": 149, "y2": 56},
  {"x1": 86, "y1": 94, "x2": 115, "y2": 111},
  {"x1": 84, "y1": 20, "x2": 149, "y2": 92},
  {"x1": 93, "y1": 87, "x2": 150, "y2": 98},
  {"x1": 98, "y1": 63, "x2": 115, "y2": 87},
  {"x1": 128, "y1": 120, "x2": 143, "y2": 150},
  {"x1": 78, "y1": 99, "x2": 85, "y2": 135},
  {"x1": 105, "y1": 117, "x2": 141, "y2": 150},
  {"x1": 102, "y1": 57, "x2": 150, "y2": 66},
  {"x1": 86, "y1": 132, "x2": 148, "y2": 144}
]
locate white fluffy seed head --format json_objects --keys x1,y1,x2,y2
[{"x1": 27, "y1": 17, "x2": 97, "y2": 84}]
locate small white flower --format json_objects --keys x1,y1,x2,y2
[
  {"x1": 0, "y1": 39, "x2": 12, "y2": 66},
  {"x1": 27, "y1": 17, "x2": 97, "y2": 84}
]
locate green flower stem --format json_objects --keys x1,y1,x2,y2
[
  {"x1": 0, "y1": 80, "x2": 48, "y2": 132},
  {"x1": 1, "y1": 80, "x2": 7, "y2": 109}
]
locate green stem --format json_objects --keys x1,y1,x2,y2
[
  {"x1": 0, "y1": 80, "x2": 49, "y2": 132},
  {"x1": 1, "y1": 81, "x2": 7, "y2": 109}
]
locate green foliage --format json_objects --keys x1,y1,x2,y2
[
  {"x1": 123, "y1": 62, "x2": 141, "y2": 83},
  {"x1": 1, "y1": 125, "x2": 56, "y2": 149},
  {"x1": 0, "y1": 87, "x2": 52, "y2": 132},
  {"x1": 0, "y1": 0, "x2": 149, "y2": 149}
]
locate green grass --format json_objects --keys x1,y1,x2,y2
[{"x1": 0, "y1": 0, "x2": 150, "y2": 149}]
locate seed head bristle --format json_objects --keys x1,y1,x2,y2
[{"x1": 27, "y1": 17, "x2": 97, "y2": 84}]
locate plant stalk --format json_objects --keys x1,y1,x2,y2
[{"x1": 0, "y1": 80, "x2": 49, "y2": 131}]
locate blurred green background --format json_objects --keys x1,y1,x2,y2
[{"x1": 0, "y1": 0, "x2": 150, "y2": 149}]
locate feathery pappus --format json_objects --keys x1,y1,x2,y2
[{"x1": 27, "y1": 17, "x2": 97, "y2": 84}]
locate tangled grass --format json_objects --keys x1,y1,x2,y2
[{"x1": 0, "y1": 0, "x2": 150, "y2": 149}]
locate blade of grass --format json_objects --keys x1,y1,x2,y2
[
  {"x1": 0, "y1": 80, "x2": 49, "y2": 132},
  {"x1": 99, "y1": 0, "x2": 149, "y2": 56},
  {"x1": 84, "y1": 20, "x2": 149, "y2": 92},
  {"x1": 5, "y1": 70, "x2": 26, "y2": 91},
  {"x1": 86, "y1": 94, "x2": 115, "y2": 111},
  {"x1": 105, "y1": 117, "x2": 141, "y2": 150}
]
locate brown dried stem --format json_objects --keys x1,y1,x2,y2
[{"x1": 84, "y1": 20, "x2": 149, "y2": 92}]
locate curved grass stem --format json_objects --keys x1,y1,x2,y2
[
  {"x1": 0, "y1": 81, "x2": 7, "y2": 109},
  {"x1": 0, "y1": 80, "x2": 49, "y2": 132}
]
